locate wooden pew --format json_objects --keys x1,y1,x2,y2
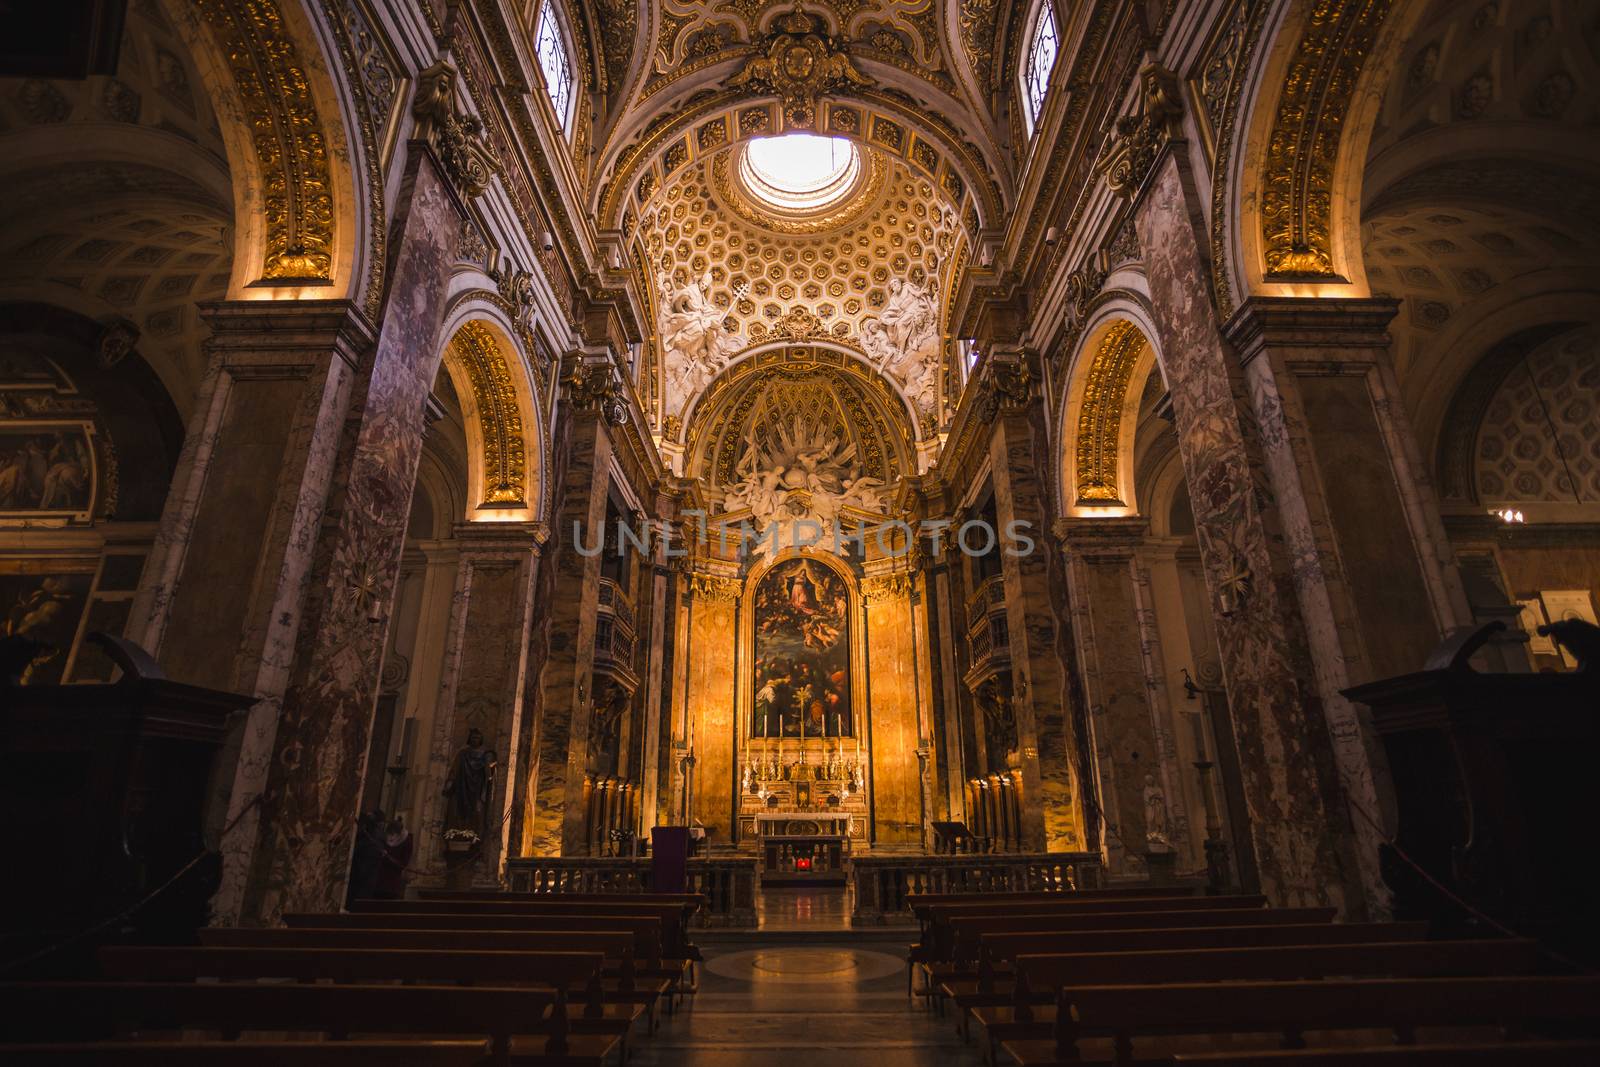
[
  {"x1": 1170, "y1": 1042, "x2": 1600, "y2": 1065},
  {"x1": 0, "y1": 1041, "x2": 494, "y2": 1065},
  {"x1": 1002, "y1": 976, "x2": 1600, "y2": 1067},
  {"x1": 417, "y1": 891, "x2": 704, "y2": 908},
  {"x1": 967, "y1": 940, "x2": 1542, "y2": 1063},
  {"x1": 0, "y1": 981, "x2": 587, "y2": 1067},
  {"x1": 346, "y1": 900, "x2": 700, "y2": 963},
  {"x1": 199, "y1": 927, "x2": 670, "y2": 1031},
  {"x1": 942, "y1": 907, "x2": 1338, "y2": 970},
  {"x1": 922, "y1": 895, "x2": 1271, "y2": 965},
  {"x1": 281, "y1": 913, "x2": 689, "y2": 1010},
  {"x1": 98, "y1": 945, "x2": 645, "y2": 1048},
  {"x1": 947, "y1": 922, "x2": 1430, "y2": 1005}
]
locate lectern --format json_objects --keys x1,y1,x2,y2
[{"x1": 1, "y1": 635, "x2": 253, "y2": 963}]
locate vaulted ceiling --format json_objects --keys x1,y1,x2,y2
[{"x1": 565, "y1": 1, "x2": 1020, "y2": 452}]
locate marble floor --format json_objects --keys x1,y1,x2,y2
[
  {"x1": 632, "y1": 937, "x2": 969, "y2": 1067},
  {"x1": 754, "y1": 885, "x2": 852, "y2": 930}
]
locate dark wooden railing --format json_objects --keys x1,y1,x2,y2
[
  {"x1": 849, "y1": 852, "x2": 1102, "y2": 924},
  {"x1": 505, "y1": 856, "x2": 757, "y2": 927}
]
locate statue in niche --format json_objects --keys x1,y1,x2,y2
[
  {"x1": 442, "y1": 727, "x2": 497, "y2": 838},
  {"x1": 660, "y1": 272, "x2": 738, "y2": 415},
  {"x1": 860, "y1": 277, "x2": 941, "y2": 414},
  {"x1": 1143, "y1": 773, "x2": 1171, "y2": 851}
]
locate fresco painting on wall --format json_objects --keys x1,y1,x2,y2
[
  {"x1": 752, "y1": 557, "x2": 852, "y2": 738},
  {"x1": 0, "y1": 566, "x2": 95, "y2": 684},
  {"x1": 0, "y1": 425, "x2": 96, "y2": 516}
]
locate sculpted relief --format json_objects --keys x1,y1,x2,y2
[
  {"x1": 720, "y1": 415, "x2": 889, "y2": 553},
  {"x1": 660, "y1": 272, "x2": 742, "y2": 420},
  {"x1": 860, "y1": 277, "x2": 941, "y2": 415}
]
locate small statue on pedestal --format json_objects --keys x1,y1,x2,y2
[
  {"x1": 1143, "y1": 773, "x2": 1171, "y2": 851},
  {"x1": 443, "y1": 727, "x2": 497, "y2": 848}
]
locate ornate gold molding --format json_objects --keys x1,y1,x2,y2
[
  {"x1": 1259, "y1": 0, "x2": 1393, "y2": 278},
  {"x1": 448, "y1": 321, "x2": 527, "y2": 508},
  {"x1": 564, "y1": 362, "x2": 629, "y2": 425},
  {"x1": 860, "y1": 571, "x2": 913, "y2": 604},
  {"x1": 1099, "y1": 64, "x2": 1184, "y2": 199},
  {"x1": 412, "y1": 61, "x2": 501, "y2": 199},
  {"x1": 195, "y1": 0, "x2": 335, "y2": 283},
  {"x1": 1074, "y1": 320, "x2": 1146, "y2": 505},
  {"x1": 724, "y1": 4, "x2": 870, "y2": 130}
]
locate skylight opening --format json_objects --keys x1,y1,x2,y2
[{"x1": 739, "y1": 134, "x2": 862, "y2": 214}]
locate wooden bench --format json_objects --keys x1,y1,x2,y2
[
  {"x1": 281, "y1": 913, "x2": 689, "y2": 1009},
  {"x1": 966, "y1": 940, "x2": 1542, "y2": 1063},
  {"x1": 945, "y1": 922, "x2": 1430, "y2": 1005},
  {"x1": 921, "y1": 896, "x2": 1273, "y2": 966},
  {"x1": 347, "y1": 900, "x2": 700, "y2": 962},
  {"x1": 1001, "y1": 976, "x2": 1600, "y2": 1067},
  {"x1": 98, "y1": 945, "x2": 646, "y2": 1044},
  {"x1": 417, "y1": 891, "x2": 705, "y2": 908},
  {"x1": 0, "y1": 981, "x2": 597, "y2": 1067},
  {"x1": 198, "y1": 928, "x2": 670, "y2": 1031},
  {"x1": 1168, "y1": 1041, "x2": 1600, "y2": 1065},
  {"x1": 0, "y1": 1040, "x2": 494, "y2": 1065},
  {"x1": 942, "y1": 907, "x2": 1338, "y2": 970}
]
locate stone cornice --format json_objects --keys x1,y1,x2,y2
[
  {"x1": 197, "y1": 299, "x2": 376, "y2": 374},
  {"x1": 1223, "y1": 297, "x2": 1402, "y2": 362}
]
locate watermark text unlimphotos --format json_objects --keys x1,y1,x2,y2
[{"x1": 572, "y1": 511, "x2": 1036, "y2": 559}]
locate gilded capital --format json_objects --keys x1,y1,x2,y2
[
  {"x1": 412, "y1": 61, "x2": 501, "y2": 199},
  {"x1": 1098, "y1": 64, "x2": 1184, "y2": 200}
]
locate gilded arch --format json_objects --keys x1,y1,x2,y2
[
  {"x1": 1058, "y1": 311, "x2": 1160, "y2": 516},
  {"x1": 439, "y1": 318, "x2": 546, "y2": 520},
  {"x1": 177, "y1": 0, "x2": 362, "y2": 297}
]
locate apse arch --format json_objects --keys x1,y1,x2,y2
[
  {"x1": 680, "y1": 350, "x2": 920, "y2": 491},
  {"x1": 675, "y1": 340, "x2": 927, "y2": 450},
  {"x1": 435, "y1": 307, "x2": 548, "y2": 523},
  {"x1": 1056, "y1": 305, "x2": 1163, "y2": 518}
]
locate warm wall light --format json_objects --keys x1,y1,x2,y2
[{"x1": 1491, "y1": 508, "x2": 1526, "y2": 524}]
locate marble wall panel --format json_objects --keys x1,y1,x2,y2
[
  {"x1": 685, "y1": 589, "x2": 739, "y2": 844},
  {"x1": 865, "y1": 588, "x2": 924, "y2": 846},
  {"x1": 528, "y1": 416, "x2": 609, "y2": 855}
]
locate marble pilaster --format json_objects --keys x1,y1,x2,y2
[
  {"x1": 1059, "y1": 518, "x2": 1189, "y2": 876},
  {"x1": 862, "y1": 573, "x2": 926, "y2": 847},
  {"x1": 681, "y1": 571, "x2": 740, "y2": 845},
  {"x1": 234, "y1": 147, "x2": 466, "y2": 923},
  {"x1": 414, "y1": 522, "x2": 544, "y2": 884},
  {"x1": 527, "y1": 411, "x2": 611, "y2": 855},
  {"x1": 1131, "y1": 152, "x2": 1365, "y2": 913},
  {"x1": 124, "y1": 299, "x2": 374, "y2": 925},
  {"x1": 929, "y1": 564, "x2": 970, "y2": 823},
  {"x1": 989, "y1": 406, "x2": 1084, "y2": 853}
]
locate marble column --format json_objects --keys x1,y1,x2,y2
[
  {"x1": 124, "y1": 300, "x2": 373, "y2": 923},
  {"x1": 637, "y1": 552, "x2": 672, "y2": 840},
  {"x1": 1059, "y1": 518, "x2": 1190, "y2": 875},
  {"x1": 414, "y1": 521, "x2": 544, "y2": 885},
  {"x1": 988, "y1": 395, "x2": 1084, "y2": 853},
  {"x1": 234, "y1": 147, "x2": 466, "y2": 924},
  {"x1": 527, "y1": 410, "x2": 611, "y2": 855},
  {"x1": 929, "y1": 563, "x2": 970, "y2": 824},
  {"x1": 1131, "y1": 150, "x2": 1368, "y2": 913}
]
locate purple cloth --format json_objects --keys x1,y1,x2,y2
[{"x1": 651, "y1": 826, "x2": 690, "y2": 892}]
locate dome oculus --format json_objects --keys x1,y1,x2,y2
[{"x1": 738, "y1": 134, "x2": 862, "y2": 214}]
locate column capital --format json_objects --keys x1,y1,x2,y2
[
  {"x1": 198, "y1": 299, "x2": 376, "y2": 374},
  {"x1": 1223, "y1": 296, "x2": 1402, "y2": 366}
]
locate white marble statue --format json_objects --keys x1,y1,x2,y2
[
  {"x1": 1143, "y1": 773, "x2": 1171, "y2": 851},
  {"x1": 661, "y1": 272, "x2": 739, "y2": 416}
]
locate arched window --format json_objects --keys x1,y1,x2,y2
[
  {"x1": 533, "y1": 0, "x2": 574, "y2": 133},
  {"x1": 1022, "y1": 1, "x2": 1060, "y2": 135}
]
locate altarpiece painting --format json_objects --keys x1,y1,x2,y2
[{"x1": 752, "y1": 557, "x2": 852, "y2": 738}]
